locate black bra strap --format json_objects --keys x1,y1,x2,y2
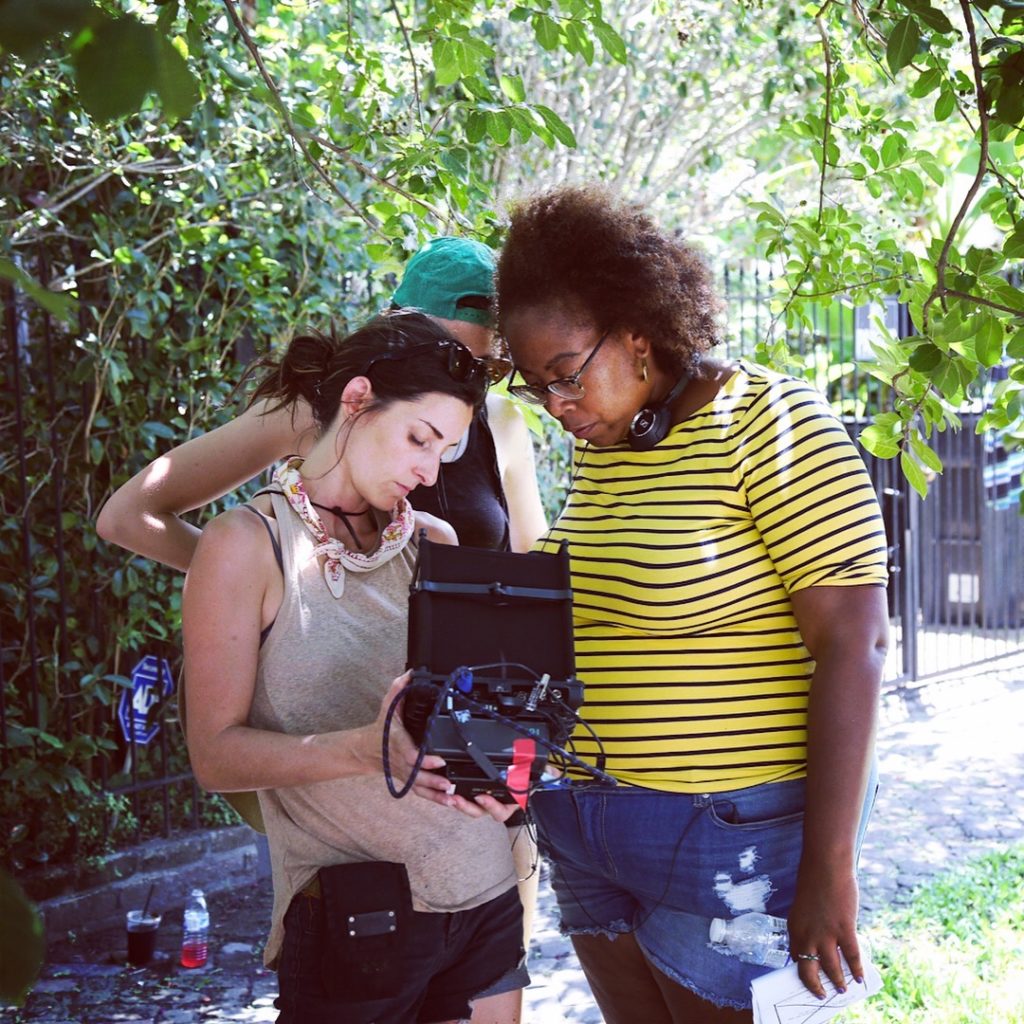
[
  {"x1": 242, "y1": 504, "x2": 284, "y2": 574},
  {"x1": 241, "y1": 504, "x2": 282, "y2": 648}
]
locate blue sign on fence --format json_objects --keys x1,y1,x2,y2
[{"x1": 117, "y1": 655, "x2": 175, "y2": 745}]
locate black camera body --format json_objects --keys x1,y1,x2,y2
[
  {"x1": 403, "y1": 538, "x2": 582, "y2": 804},
  {"x1": 402, "y1": 670, "x2": 583, "y2": 802}
]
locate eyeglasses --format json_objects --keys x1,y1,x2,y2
[
  {"x1": 364, "y1": 339, "x2": 505, "y2": 386},
  {"x1": 507, "y1": 331, "x2": 610, "y2": 405}
]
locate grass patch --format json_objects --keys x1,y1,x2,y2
[{"x1": 844, "y1": 845, "x2": 1024, "y2": 1023}]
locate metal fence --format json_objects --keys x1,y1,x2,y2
[{"x1": 721, "y1": 261, "x2": 1024, "y2": 686}]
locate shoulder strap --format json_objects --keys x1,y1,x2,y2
[
  {"x1": 241, "y1": 503, "x2": 284, "y2": 574},
  {"x1": 241, "y1": 504, "x2": 283, "y2": 649}
]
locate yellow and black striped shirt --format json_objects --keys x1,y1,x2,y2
[{"x1": 540, "y1": 361, "x2": 888, "y2": 793}]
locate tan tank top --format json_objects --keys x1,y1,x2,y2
[{"x1": 250, "y1": 493, "x2": 515, "y2": 966}]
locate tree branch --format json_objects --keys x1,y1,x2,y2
[
  {"x1": 220, "y1": 0, "x2": 378, "y2": 232},
  {"x1": 792, "y1": 274, "x2": 905, "y2": 299},
  {"x1": 921, "y1": 0, "x2": 989, "y2": 330},
  {"x1": 45, "y1": 223, "x2": 205, "y2": 289},
  {"x1": 849, "y1": 1, "x2": 897, "y2": 85},
  {"x1": 311, "y1": 135, "x2": 460, "y2": 224},
  {"x1": 815, "y1": 16, "x2": 833, "y2": 226},
  {"x1": 944, "y1": 289, "x2": 1024, "y2": 319},
  {"x1": 389, "y1": 0, "x2": 423, "y2": 130}
]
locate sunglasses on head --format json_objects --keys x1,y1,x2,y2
[{"x1": 363, "y1": 339, "x2": 508, "y2": 387}]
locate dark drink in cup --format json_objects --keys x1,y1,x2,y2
[{"x1": 126, "y1": 910, "x2": 161, "y2": 966}]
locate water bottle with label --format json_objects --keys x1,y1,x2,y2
[
  {"x1": 180, "y1": 888, "x2": 210, "y2": 968},
  {"x1": 708, "y1": 912, "x2": 790, "y2": 968}
]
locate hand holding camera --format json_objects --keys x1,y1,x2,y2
[{"x1": 385, "y1": 538, "x2": 610, "y2": 811}]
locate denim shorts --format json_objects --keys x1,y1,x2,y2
[
  {"x1": 274, "y1": 883, "x2": 525, "y2": 1023},
  {"x1": 530, "y1": 770, "x2": 877, "y2": 1011}
]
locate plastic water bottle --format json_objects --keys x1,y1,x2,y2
[
  {"x1": 180, "y1": 888, "x2": 209, "y2": 968},
  {"x1": 708, "y1": 912, "x2": 790, "y2": 968}
]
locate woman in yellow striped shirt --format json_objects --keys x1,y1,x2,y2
[{"x1": 496, "y1": 185, "x2": 890, "y2": 1023}]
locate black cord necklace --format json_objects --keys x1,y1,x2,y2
[{"x1": 308, "y1": 500, "x2": 372, "y2": 551}]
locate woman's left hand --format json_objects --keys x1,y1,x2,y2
[
  {"x1": 787, "y1": 859, "x2": 864, "y2": 998},
  {"x1": 451, "y1": 791, "x2": 523, "y2": 823},
  {"x1": 786, "y1": 584, "x2": 887, "y2": 999},
  {"x1": 414, "y1": 773, "x2": 524, "y2": 824}
]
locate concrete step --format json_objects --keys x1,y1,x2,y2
[{"x1": 25, "y1": 825, "x2": 270, "y2": 944}]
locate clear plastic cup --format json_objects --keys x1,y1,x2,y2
[{"x1": 125, "y1": 909, "x2": 161, "y2": 966}]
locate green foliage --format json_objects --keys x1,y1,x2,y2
[
  {"x1": 0, "y1": 868, "x2": 43, "y2": 1007},
  {"x1": 844, "y1": 846, "x2": 1024, "y2": 1023},
  {"x1": 0, "y1": 0, "x2": 198, "y2": 120},
  {"x1": 0, "y1": 0, "x2": 625, "y2": 873},
  {"x1": 750, "y1": 0, "x2": 1024, "y2": 495},
  {"x1": 534, "y1": 417, "x2": 575, "y2": 525}
]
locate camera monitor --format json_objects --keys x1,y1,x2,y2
[{"x1": 403, "y1": 536, "x2": 582, "y2": 804}]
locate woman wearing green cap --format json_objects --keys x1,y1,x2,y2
[
  {"x1": 96, "y1": 238, "x2": 545, "y2": 1024},
  {"x1": 97, "y1": 237, "x2": 545, "y2": 567}
]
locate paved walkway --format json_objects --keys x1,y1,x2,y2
[{"x1": 5, "y1": 656, "x2": 1024, "y2": 1023}]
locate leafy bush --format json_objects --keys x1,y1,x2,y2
[{"x1": 0, "y1": 29, "x2": 387, "y2": 867}]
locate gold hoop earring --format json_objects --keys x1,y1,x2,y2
[{"x1": 640, "y1": 357, "x2": 648, "y2": 383}]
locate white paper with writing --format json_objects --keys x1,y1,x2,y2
[{"x1": 751, "y1": 952, "x2": 883, "y2": 1024}]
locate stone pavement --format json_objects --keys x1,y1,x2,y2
[{"x1": 4, "y1": 654, "x2": 1023, "y2": 1024}]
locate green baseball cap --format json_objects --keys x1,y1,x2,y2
[{"x1": 392, "y1": 237, "x2": 496, "y2": 327}]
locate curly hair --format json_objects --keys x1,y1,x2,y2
[{"x1": 495, "y1": 184, "x2": 722, "y2": 376}]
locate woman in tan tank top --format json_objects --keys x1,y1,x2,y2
[{"x1": 182, "y1": 311, "x2": 525, "y2": 1024}]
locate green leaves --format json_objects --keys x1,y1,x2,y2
[
  {"x1": 533, "y1": 104, "x2": 576, "y2": 146},
  {"x1": 900, "y1": 449, "x2": 930, "y2": 497},
  {"x1": 910, "y1": 66, "x2": 944, "y2": 96},
  {"x1": 431, "y1": 33, "x2": 493, "y2": 86},
  {"x1": 934, "y1": 85, "x2": 956, "y2": 120},
  {"x1": 894, "y1": 0, "x2": 955, "y2": 35},
  {"x1": 593, "y1": 18, "x2": 628, "y2": 64},
  {"x1": 0, "y1": 259, "x2": 78, "y2": 322},
  {"x1": 0, "y1": 0, "x2": 92, "y2": 56},
  {"x1": 1, "y1": 2, "x2": 199, "y2": 121},
  {"x1": 909, "y1": 342, "x2": 943, "y2": 371},
  {"x1": 992, "y1": 49, "x2": 1024, "y2": 124},
  {"x1": 0, "y1": 869, "x2": 43, "y2": 1007},
  {"x1": 150, "y1": 34, "x2": 199, "y2": 120},
  {"x1": 528, "y1": 10, "x2": 625, "y2": 63},
  {"x1": 532, "y1": 12, "x2": 562, "y2": 50},
  {"x1": 1004, "y1": 225, "x2": 1024, "y2": 261},
  {"x1": 975, "y1": 315, "x2": 1006, "y2": 368},
  {"x1": 499, "y1": 74, "x2": 526, "y2": 103},
  {"x1": 860, "y1": 413, "x2": 903, "y2": 458},
  {"x1": 887, "y1": 16, "x2": 921, "y2": 73}
]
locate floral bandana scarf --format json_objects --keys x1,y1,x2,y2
[{"x1": 273, "y1": 458, "x2": 415, "y2": 599}]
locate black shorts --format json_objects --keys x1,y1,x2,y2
[{"x1": 274, "y1": 866, "x2": 525, "y2": 1024}]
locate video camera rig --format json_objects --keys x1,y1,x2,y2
[{"x1": 389, "y1": 536, "x2": 610, "y2": 806}]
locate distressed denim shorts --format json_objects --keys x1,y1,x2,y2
[{"x1": 530, "y1": 770, "x2": 877, "y2": 1011}]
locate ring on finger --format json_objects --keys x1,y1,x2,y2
[{"x1": 794, "y1": 953, "x2": 821, "y2": 962}]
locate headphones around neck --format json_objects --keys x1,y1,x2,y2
[{"x1": 627, "y1": 372, "x2": 691, "y2": 451}]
